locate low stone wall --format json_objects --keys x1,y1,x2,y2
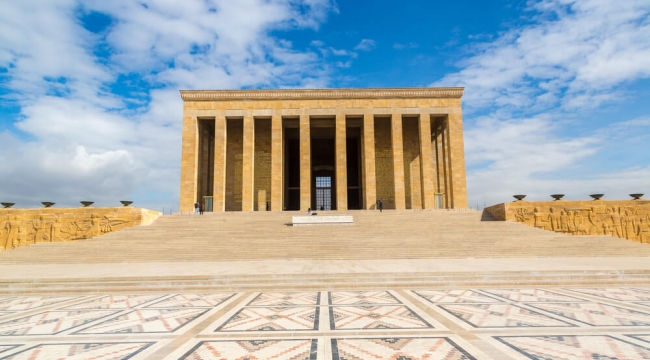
[
  {"x1": 485, "y1": 200, "x2": 650, "y2": 243},
  {"x1": 0, "y1": 207, "x2": 161, "y2": 251}
]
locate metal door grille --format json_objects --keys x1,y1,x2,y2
[{"x1": 315, "y1": 176, "x2": 332, "y2": 210}]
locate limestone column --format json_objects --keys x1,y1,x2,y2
[
  {"x1": 335, "y1": 113, "x2": 348, "y2": 210},
  {"x1": 212, "y1": 115, "x2": 227, "y2": 212},
  {"x1": 180, "y1": 115, "x2": 198, "y2": 213},
  {"x1": 447, "y1": 113, "x2": 468, "y2": 209},
  {"x1": 299, "y1": 114, "x2": 311, "y2": 211},
  {"x1": 362, "y1": 113, "x2": 376, "y2": 210},
  {"x1": 418, "y1": 113, "x2": 435, "y2": 209},
  {"x1": 441, "y1": 125, "x2": 450, "y2": 208},
  {"x1": 391, "y1": 114, "x2": 406, "y2": 210},
  {"x1": 271, "y1": 114, "x2": 283, "y2": 211},
  {"x1": 241, "y1": 115, "x2": 255, "y2": 211},
  {"x1": 433, "y1": 126, "x2": 441, "y2": 194}
]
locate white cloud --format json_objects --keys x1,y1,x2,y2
[
  {"x1": 466, "y1": 114, "x2": 650, "y2": 207},
  {"x1": 354, "y1": 39, "x2": 376, "y2": 51},
  {"x1": 433, "y1": 0, "x2": 650, "y2": 208},
  {"x1": 0, "y1": 0, "x2": 113, "y2": 105},
  {"x1": 329, "y1": 48, "x2": 357, "y2": 58},
  {"x1": 0, "y1": 0, "x2": 337, "y2": 209},
  {"x1": 435, "y1": 0, "x2": 650, "y2": 110},
  {"x1": 0, "y1": 131, "x2": 138, "y2": 206}
]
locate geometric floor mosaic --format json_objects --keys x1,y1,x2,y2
[
  {"x1": 73, "y1": 308, "x2": 209, "y2": 334},
  {"x1": 495, "y1": 335, "x2": 650, "y2": 359},
  {"x1": 0, "y1": 310, "x2": 119, "y2": 336},
  {"x1": 527, "y1": 302, "x2": 650, "y2": 326},
  {"x1": 329, "y1": 305, "x2": 432, "y2": 330},
  {"x1": 1, "y1": 342, "x2": 155, "y2": 360},
  {"x1": 438, "y1": 303, "x2": 575, "y2": 328},
  {"x1": 180, "y1": 339, "x2": 317, "y2": 360},
  {"x1": 215, "y1": 306, "x2": 318, "y2": 331},
  {"x1": 0, "y1": 288, "x2": 648, "y2": 359},
  {"x1": 414, "y1": 289, "x2": 503, "y2": 303},
  {"x1": 0, "y1": 296, "x2": 80, "y2": 311},
  {"x1": 332, "y1": 337, "x2": 476, "y2": 359},
  {"x1": 63, "y1": 295, "x2": 165, "y2": 310}
]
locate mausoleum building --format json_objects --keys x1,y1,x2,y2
[{"x1": 179, "y1": 88, "x2": 467, "y2": 212}]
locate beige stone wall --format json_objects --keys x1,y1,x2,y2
[
  {"x1": 254, "y1": 119, "x2": 272, "y2": 211},
  {"x1": 180, "y1": 88, "x2": 468, "y2": 212},
  {"x1": 485, "y1": 200, "x2": 650, "y2": 243},
  {"x1": 0, "y1": 207, "x2": 161, "y2": 251},
  {"x1": 374, "y1": 117, "x2": 395, "y2": 209},
  {"x1": 179, "y1": 111, "x2": 198, "y2": 214},
  {"x1": 447, "y1": 112, "x2": 468, "y2": 209}
]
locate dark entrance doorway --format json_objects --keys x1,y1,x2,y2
[
  {"x1": 311, "y1": 135, "x2": 336, "y2": 209},
  {"x1": 283, "y1": 118, "x2": 363, "y2": 211},
  {"x1": 315, "y1": 176, "x2": 332, "y2": 210},
  {"x1": 284, "y1": 125, "x2": 300, "y2": 211}
]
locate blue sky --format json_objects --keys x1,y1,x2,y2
[{"x1": 1, "y1": 0, "x2": 649, "y2": 211}]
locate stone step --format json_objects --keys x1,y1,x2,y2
[
  {"x1": 2, "y1": 269, "x2": 650, "y2": 295},
  {"x1": 2, "y1": 210, "x2": 649, "y2": 265}
]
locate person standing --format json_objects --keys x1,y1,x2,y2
[
  {"x1": 199, "y1": 202, "x2": 204, "y2": 215},
  {"x1": 194, "y1": 202, "x2": 199, "y2": 215},
  {"x1": 378, "y1": 199, "x2": 383, "y2": 213}
]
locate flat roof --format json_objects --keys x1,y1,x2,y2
[{"x1": 180, "y1": 87, "x2": 464, "y2": 101}]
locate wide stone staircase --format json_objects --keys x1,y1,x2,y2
[{"x1": 1, "y1": 209, "x2": 650, "y2": 294}]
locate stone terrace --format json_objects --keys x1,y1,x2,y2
[
  {"x1": 1, "y1": 210, "x2": 650, "y2": 294},
  {"x1": 1, "y1": 211, "x2": 650, "y2": 359},
  {"x1": 2, "y1": 210, "x2": 650, "y2": 264}
]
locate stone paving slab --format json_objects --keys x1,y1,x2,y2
[
  {"x1": 1, "y1": 257, "x2": 650, "y2": 280},
  {"x1": 0, "y1": 288, "x2": 650, "y2": 359}
]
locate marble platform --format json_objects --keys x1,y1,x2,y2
[{"x1": 0, "y1": 288, "x2": 650, "y2": 359}]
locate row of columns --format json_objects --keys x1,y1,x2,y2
[{"x1": 206, "y1": 112, "x2": 462, "y2": 212}]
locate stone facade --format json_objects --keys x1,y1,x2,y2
[
  {"x1": 180, "y1": 88, "x2": 468, "y2": 212},
  {"x1": 485, "y1": 200, "x2": 650, "y2": 243},
  {"x1": 0, "y1": 207, "x2": 161, "y2": 251}
]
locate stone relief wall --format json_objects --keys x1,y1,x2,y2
[
  {"x1": 0, "y1": 207, "x2": 161, "y2": 251},
  {"x1": 485, "y1": 200, "x2": 650, "y2": 243}
]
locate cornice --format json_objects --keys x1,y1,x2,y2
[{"x1": 179, "y1": 88, "x2": 464, "y2": 101}]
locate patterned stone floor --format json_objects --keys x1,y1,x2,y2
[{"x1": 0, "y1": 288, "x2": 650, "y2": 359}]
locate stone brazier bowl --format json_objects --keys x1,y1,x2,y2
[
  {"x1": 513, "y1": 195, "x2": 526, "y2": 201},
  {"x1": 42, "y1": 202, "x2": 55, "y2": 208},
  {"x1": 120, "y1": 201, "x2": 133, "y2": 207},
  {"x1": 1, "y1": 202, "x2": 15, "y2": 208},
  {"x1": 630, "y1": 193, "x2": 644, "y2": 200},
  {"x1": 589, "y1": 194, "x2": 604, "y2": 200},
  {"x1": 80, "y1": 201, "x2": 94, "y2": 207},
  {"x1": 550, "y1": 194, "x2": 565, "y2": 201}
]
